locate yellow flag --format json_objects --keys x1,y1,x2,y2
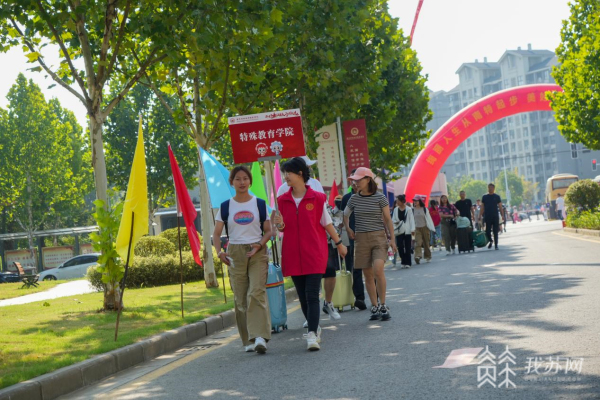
[{"x1": 116, "y1": 116, "x2": 148, "y2": 263}]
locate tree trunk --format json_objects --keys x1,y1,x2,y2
[
  {"x1": 103, "y1": 281, "x2": 122, "y2": 311},
  {"x1": 89, "y1": 115, "x2": 108, "y2": 204},
  {"x1": 197, "y1": 152, "x2": 218, "y2": 288},
  {"x1": 26, "y1": 174, "x2": 38, "y2": 271}
]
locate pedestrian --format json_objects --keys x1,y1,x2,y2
[
  {"x1": 479, "y1": 183, "x2": 504, "y2": 250},
  {"x1": 392, "y1": 195, "x2": 415, "y2": 269},
  {"x1": 438, "y1": 195, "x2": 458, "y2": 255},
  {"x1": 412, "y1": 195, "x2": 435, "y2": 264},
  {"x1": 503, "y1": 207, "x2": 509, "y2": 232},
  {"x1": 428, "y1": 199, "x2": 442, "y2": 251},
  {"x1": 212, "y1": 166, "x2": 272, "y2": 354},
  {"x1": 454, "y1": 191, "x2": 474, "y2": 227},
  {"x1": 276, "y1": 156, "x2": 324, "y2": 196},
  {"x1": 556, "y1": 193, "x2": 565, "y2": 220},
  {"x1": 321, "y1": 197, "x2": 344, "y2": 321},
  {"x1": 340, "y1": 171, "x2": 367, "y2": 310},
  {"x1": 474, "y1": 199, "x2": 482, "y2": 230},
  {"x1": 272, "y1": 157, "x2": 347, "y2": 351},
  {"x1": 343, "y1": 167, "x2": 396, "y2": 321}
]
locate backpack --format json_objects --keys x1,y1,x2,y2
[{"x1": 220, "y1": 197, "x2": 267, "y2": 238}]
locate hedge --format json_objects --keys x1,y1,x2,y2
[{"x1": 566, "y1": 207, "x2": 600, "y2": 230}]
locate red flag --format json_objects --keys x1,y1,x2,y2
[
  {"x1": 168, "y1": 145, "x2": 202, "y2": 266},
  {"x1": 328, "y1": 179, "x2": 339, "y2": 207}
]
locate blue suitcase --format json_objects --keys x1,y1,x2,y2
[{"x1": 266, "y1": 241, "x2": 287, "y2": 333}]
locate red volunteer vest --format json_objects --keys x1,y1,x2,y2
[{"x1": 277, "y1": 186, "x2": 328, "y2": 277}]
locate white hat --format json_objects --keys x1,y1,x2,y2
[{"x1": 300, "y1": 156, "x2": 317, "y2": 166}]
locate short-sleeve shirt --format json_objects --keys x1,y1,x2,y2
[
  {"x1": 343, "y1": 192, "x2": 389, "y2": 233},
  {"x1": 277, "y1": 178, "x2": 324, "y2": 197},
  {"x1": 481, "y1": 193, "x2": 502, "y2": 219},
  {"x1": 556, "y1": 197, "x2": 565, "y2": 211},
  {"x1": 455, "y1": 199, "x2": 473, "y2": 219},
  {"x1": 215, "y1": 196, "x2": 269, "y2": 244},
  {"x1": 428, "y1": 206, "x2": 441, "y2": 226}
]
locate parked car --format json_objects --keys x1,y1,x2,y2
[{"x1": 37, "y1": 253, "x2": 100, "y2": 281}]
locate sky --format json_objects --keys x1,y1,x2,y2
[{"x1": 0, "y1": 0, "x2": 572, "y2": 129}]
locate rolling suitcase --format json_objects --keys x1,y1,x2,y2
[
  {"x1": 266, "y1": 240, "x2": 287, "y2": 333},
  {"x1": 472, "y1": 230, "x2": 488, "y2": 248},
  {"x1": 322, "y1": 251, "x2": 355, "y2": 312},
  {"x1": 457, "y1": 226, "x2": 474, "y2": 253}
]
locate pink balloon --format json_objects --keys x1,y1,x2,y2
[{"x1": 405, "y1": 84, "x2": 563, "y2": 204}]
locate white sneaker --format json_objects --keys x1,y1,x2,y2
[
  {"x1": 426, "y1": 258, "x2": 431, "y2": 263},
  {"x1": 303, "y1": 320, "x2": 308, "y2": 329},
  {"x1": 452, "y1": 249, "x2": 456, "y2": 254},
  {"x1": 446, "y1": 251, "x2": 451, "y2": 256},
  {"x1": 244, "y1": 344, "x2": 255, "y2": 352},
  {"x1": 304, "y1": 331, "x2": 320, "y2": 351},
  {"x1": 317, "y1": 325, "x2": 322, "y2": 343},
  {"x1": 254, "y1": 337, "x2": 267, "y2": 354},
  {"x1": 325, "y1": 302, "x2": 341, "y2": 320}
]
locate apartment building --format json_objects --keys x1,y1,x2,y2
[{"x1": 403, "y1": 45, "x2": 600, "y2": 203}]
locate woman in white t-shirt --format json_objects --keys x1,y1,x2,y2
[{"x1": 212, "y1": 166, "x2": 272, "y2": 355}]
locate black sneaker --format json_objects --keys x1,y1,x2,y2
[
  {"x1": 380, "y1": 304, "x2": 391, "y2": 321},
  {"x1": 488, "y1": 241, "x2": 493, "y2": 249},
  {"x1": 355, "y1": 299, "x2": 367, "y2": 310},
  {"x1": 495, "y1": 245, "x2": 499, "y2": 250},
  {"x1": 369, "y1": 305, "x2": 381, "y2": 321},
  {"x1": 322, "y1": 301, "x2": 329, "y2": 315}
]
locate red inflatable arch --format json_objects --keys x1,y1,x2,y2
[{"x1": 405, "y1": 84, "x2": 563, "y2": 202}]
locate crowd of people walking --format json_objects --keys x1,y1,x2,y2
[{"x1": 212, "y1": 158, "x2": 508, "y2": 354}]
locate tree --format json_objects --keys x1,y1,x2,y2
[
  {"x1": 550, "y1": 0, "x2": 600, "y2": 150},
  {"x1": 104, "y1": 85, "x2": 197, "y2": 213},
  {"x1": 0, "y1": 74, "x2": 89, "y2": 269},
  {"x1": 447, "y1": 176, "x2": 488, "y2": 203},
  {"x1": 565, "y1": 179, "x2": 600, "y2": 211},
  {"x1": 521, "y1": 177, "x2": 539, "y2": 206},
  {"x1": 1, "y1": 0, "x2": 186, "y2": 307},
  {"x1": 0, "y1": 1, "x2": 177, "y2": 203},
  {"x1": 495, "y1": 169, "x2": 524, "y2": 207}
]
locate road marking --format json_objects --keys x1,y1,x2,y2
[
  {"x1": 98, "y1": 303, "x2": 303, "y2": 399},
  {"x1": 552, "y1": 231, "x2": 600, "y2": 244}
]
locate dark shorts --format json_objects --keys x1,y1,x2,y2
[{"x1": 323, "y1": 244, "x2": 340, "y2": 278}]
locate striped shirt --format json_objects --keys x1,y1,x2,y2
[{"x1": 343, "y1": 192, "x2": 389, "y2": 233}]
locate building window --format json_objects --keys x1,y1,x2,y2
[
  {"x1": 510, "y1": 130, "x2": 515, "y2": 139},
  {"x1": 517, "y1": 129, "x2": 522, "y2": 138},
  {"x1": 469, "y1": 162, "x2": 474, "y2": 170},
  {"x1": 523, "y1": 127, "x2": 529, "y2": 137},
  {"x1": 479, "y1": 136, "x2": 484, "y2": 145},
  {"x1": 481, "y1": 148, "x2": 486, "y2": 157},
  {"x1": 522, "y1": 114, "x2": 528, "y2": 124},
  {"x1": 482, "y1": 161, "x2": 487, "y2": 168},
  {"x1": 571, "y1": 143, "x2": 578, "y2": 159},
  {"x1": 511, "y1": 77, "x2": 517, "y2": 86},
  {"x1": 468, "y1": 150, "x2": 473, "y2": 158},
  {"x1": 518, "y1": 76, "x2": 524, "y2": 86},
  {"x1": 483, "y1": 172, "x2": 488, "y2": 180},
  {"x1": 527, "y1": 166, "x2": 533, "y2": 176}
]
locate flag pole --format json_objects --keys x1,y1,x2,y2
[
  {"x1": 115, "y1": 212, "x2": 135, "y2": 341},
  {"x1": 176, "y1": 204, "x2": 185, "y2": 318}
]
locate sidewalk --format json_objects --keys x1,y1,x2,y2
[{"x1": 0, "y1": 280, "x2": 97, "y2": 307}]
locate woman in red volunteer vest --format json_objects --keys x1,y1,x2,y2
[{"x1": 272, "y1": 157, "x2": 347, "y2": 351}]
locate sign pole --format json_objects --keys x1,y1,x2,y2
[{"x1": 336, "y1": 117, "x2": 348, "y2": 193}]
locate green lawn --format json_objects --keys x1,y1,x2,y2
[
  {"x1": 0, "y1": 279, "x2": 237, "y2": 389},
  {"x1": 0, "y1": 280, "x2": 64, "y2": 300}
]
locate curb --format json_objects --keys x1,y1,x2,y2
[
  {"x1": 0, "y1": 287, "x2": 298, "y2": 400},
  {"x1": 563, "y1": 227, "x2": 600, "y2": 237}
]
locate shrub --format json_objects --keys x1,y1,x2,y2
[
  {"x1": 159, "y1": 228, "x2": 224, "y2": 274},
  {"x1": 87, "y1": 253, "x2": 206, "y2": 289},
  {"x1": 565, "y1": 179, "x2": 600, "y2": 211},
  {"x1": 134, "y1": 236, "x2": 176, "y2": 257},
  {"x1": 566, "y1": 207, "x2": 600, "y2": 230}
]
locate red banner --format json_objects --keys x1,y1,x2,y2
[
  {"x1": 228, "y1": 109, "x2": 306, "y2": 164},
  {"x1": 343, "y1": 119, "x2": 370, "y2": 174}
]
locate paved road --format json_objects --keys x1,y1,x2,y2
[
  {"x1": 64, "y1": 220, "x2": 600, "y2": 400},
  {"x1": 0, "y1": 280, "x2": 96, "y2": 307}
]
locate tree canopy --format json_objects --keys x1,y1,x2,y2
[{"x1": 550, "y1": 0, "x2": 600, "y2": 150}]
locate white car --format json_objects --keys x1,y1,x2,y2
[{"x1": 37, "y1": 253, "x2": 100, "y2": 281}]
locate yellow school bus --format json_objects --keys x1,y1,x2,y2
[{"x1": 545, "y1": 174, "x2": 578, "y2": 218}]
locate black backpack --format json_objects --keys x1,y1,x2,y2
[{"x1": 220, "y1": 197, "x2": 267, "y2": 238}]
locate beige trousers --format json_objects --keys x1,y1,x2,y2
[
  {"x1": 414, "y1": 226, "x2": 431, "y2": 260},
  {"x1": 227, "y1": 244, "x2": 271, "y2": 345}
]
